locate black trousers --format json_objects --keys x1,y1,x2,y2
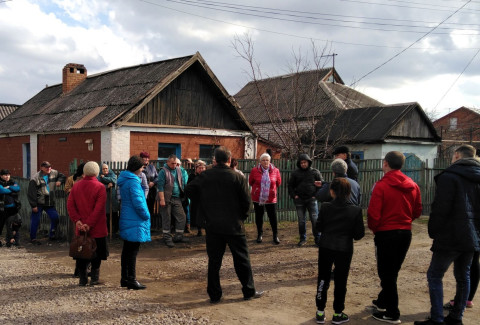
[
  {"x1": 253, "y1": 202, "x2": 278, "y2": 236},
  {"x1": 206, "y1": 232, "x2": 256, "y2": 300},
  {"x1": 121, "y1": 240, "x2": 141, "y2": 280},
  {"x1": 316, "y1": 247, "x2": 353, "y2": 313},
  {"x1": 374, "y1": 230, "x2": 412, "y2": 318}
]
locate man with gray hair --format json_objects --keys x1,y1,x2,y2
[{"x1": 316, "y1": 158, "x2": 361, "y2": 206}]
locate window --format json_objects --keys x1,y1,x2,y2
[
  {"x1": 449, "y1": 117, "x2": 457, "y2": 130},
  {"x1": 158, "y1": 143, "x2": 181, "y2": 159},
  {"x1": 199, "y1": 144, "x2": 219, "y2": 159}
]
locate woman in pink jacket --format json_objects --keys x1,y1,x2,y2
[{"x1": 249, "y1": 153, "x2": 282, "y2": 244}]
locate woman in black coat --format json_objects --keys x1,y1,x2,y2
[{"x1": 314, "y1": 178, "x2": 365, "y2": 324}]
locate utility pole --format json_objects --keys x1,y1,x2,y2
[{"x1": 321, "y1": 53, "x2": 338, "y2": 83}]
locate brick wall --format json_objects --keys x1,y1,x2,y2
[
  {"x1": 62, "y1": 63, "x2": 87, "y2": 93},
  {"x1": 37, "y1": 132, "x2": 101, "y2": 175},
  {"x1": 130, "y1": 132, "x2": 246, "y2": 159},
  {"x1": 0, "y1": 135, "x2": 30, "y2": 176},
  {"x1": 433, "y1": 108, "x2": 480, "y2": 157}
]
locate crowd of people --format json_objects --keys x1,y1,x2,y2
[{"x1": 0, "y1": 145, "x2": 479, "y2": 325}]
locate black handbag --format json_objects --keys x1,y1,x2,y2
[{"x1": 69, "y1": 231, "x2": 97, "y2": 260}]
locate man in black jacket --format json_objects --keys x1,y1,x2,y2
[
  {"x1": 288, "y1": 153, "x2": 323, "y2": 247},
  {"x1": 185, "y1": 146, "x2": 263, "y2": 303},
  {"x1": 333, "y1": 146, "x2": 359, "y2": 181},
  {"x1": 415, "y1": 145, "x2": 480, "y2": 325}
]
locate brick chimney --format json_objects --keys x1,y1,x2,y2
[{"x1": 62, "y1": 63, "x2": 87, "y2": 94}]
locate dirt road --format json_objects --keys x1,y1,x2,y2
[{"x1": 3, "y1": 219, "x2": 479, "y2": 324}]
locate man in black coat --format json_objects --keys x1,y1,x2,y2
[
  {"x1": 333, "y1": 146, "x2": 359, "y2": 181},
  {"x1": 415, "y1": 144, "x2": 480, "y2": 325},
  {"x1": 185, "y1": 146, "x2": 263, "y2": 303}
]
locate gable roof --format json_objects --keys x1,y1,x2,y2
[
  {"x1": 0, "y1": 104, "x2": 19, "y2": 121},
  {"x1": 0, "y1": 52, "x2": 253, "y2": 134},
  {"x1": 433, "y1": 106, "x2": 480, "y2": 124},
  {"x1": 314, "y1": 102, "x2": 441, "y2": 143},
  {"x1": 234, "y1": 68, "x2": 383, "y2": 124}
]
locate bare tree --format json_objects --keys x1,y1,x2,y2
[{"x1": 232, "y1": 33, "x2": 366, "y2": 158}]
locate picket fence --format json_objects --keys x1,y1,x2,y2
[{"x1": 12, "y1": 157, "x2": 449, "y2": 241}]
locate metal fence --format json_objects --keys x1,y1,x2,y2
[{"x1": 12, "y1": 157, "x2": 449, "y2": 241}]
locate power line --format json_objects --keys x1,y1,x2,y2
[
  {"x1": 349, "y1": 0, "x2": 473, "y2": 87},
  {"x1": 433, "y1": 48, "x2": 480, "y2": 110},
  {"x1": 139, "y1": 0, "x2": 480, "y2": 50},
  {"x1": 159, "y1": 0, "x2": 480, "y2": 34}
]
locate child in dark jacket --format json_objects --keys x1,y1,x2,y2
[{"x1": 314, "y1": 178, "x2": 365, "y2": 324}]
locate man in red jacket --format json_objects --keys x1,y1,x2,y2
[{"x1": 368, "y1": 151, "x2": 422, "y2": 324}]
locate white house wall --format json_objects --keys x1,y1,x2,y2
[
  {"x1": 101, "y1": 128, "x2": 131, "y2": 162},
  {"x1": 349, "y1": 142, "x2": 438, "y2": 167}
]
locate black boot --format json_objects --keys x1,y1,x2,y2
[
  {"x1": 73, "y1": 260, "x2": 80, "y2": 278},
  {"x1": 78, "y1": 262, "x2": 88, "y2": 286},
  {"x1": 126, "y1": 252, "x2": 146, "y2": 290},
  {"x1": 121, "y1": 262, "x2": 128, "y2": 287},
  {"x1": 90, "y1": 268, "x2": 101, "y2": 286},
  {"x1": 127, "y1": 279, "x2": 146, "y2": 290}
]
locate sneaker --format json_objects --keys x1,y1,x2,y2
[
  {"x1": 332, "y1": 312, "x2": 349, "y2": 324},
  {"x1": 444, "y1": 315, "x2": 463, "y2": 325},
  {"x1": 316, "y1": 310, "x2": 325, "y2": 324},
  {"x1": 414, "y1": 317, "x2": 445, "y2": 325},
  {"x1": 298, "y1": 239, "x2": 307, "y2": 247},
  {"x1": 466, "y1": 300, "x2": 474, "y2": 308},
  {"x1": 244, "y1": 290, "x2": 264, "y2": 300},
  {"x1": 372, "y1": 311, "x2": 401, "y2": 324},
  {"x1": 443, "y1": 300, "x2": 454, "y2": 310},
  {"x1": 372, "y1": 299, "x2": 387, "y2": 312}
]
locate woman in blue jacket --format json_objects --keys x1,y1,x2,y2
[{"x1": 118, "y1": 156, "x2": 151, "y2": 290}]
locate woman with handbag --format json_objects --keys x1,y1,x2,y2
[
  {"x1": 117, "y1": 155, "x2": 151, "y2": 290},
  {"x1": 67, "y1": 161, "x2": 108, "y2": 286}
]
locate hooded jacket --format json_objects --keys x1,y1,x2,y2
[
  {"x1": 288, "y1": 154, "x2": 323, "y2": 201},
  {"x1": 367, "y1": 169, "x2": 422, "y2": 234},
  {"x1": 117, "y1": 170, "x2": 151, "y2": 243},
  {"x1": 429, "y1": 158, "x2": 480, "y2": 252}
]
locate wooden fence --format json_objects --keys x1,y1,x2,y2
[{"x1": 13, "y1": 157, "x2": 449, "y2": 241}]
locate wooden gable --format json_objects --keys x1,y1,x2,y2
[
  {"x1": 128, "y1": 61, "x2": 249, "y2": 131},
  {"x1": 388, "y1": 106, "x2": 437, "y2": 140}
]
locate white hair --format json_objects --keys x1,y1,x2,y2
[{"x1": 259, "y1": 153, "x2": 271, "y2": 161}]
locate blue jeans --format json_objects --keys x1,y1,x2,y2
[
  {"x1": 427, "y1": 250, "x2": 473, "y2": 322},
  {"x1": 295, "y1": 198, "x2": 319, "y2": 242},
  {"x1": 30, "y1": 206, "x2": 59, "y2": 240}
]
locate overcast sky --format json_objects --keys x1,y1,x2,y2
[{"x1": 1, "y1": 0, "x2": 479, "y2": 120}]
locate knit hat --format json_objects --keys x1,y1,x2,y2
[
  {"x1": 0, "y1": 169, "x2": 10, "y2": 175},
  {"x1": 332, "y1": 146, "x2": 350, "y2": 155},
  {"x1": 127, "y1": 155, "x2": 144, "y2": 172},
  {"x1": 331, "y1": 158, "x2": 347, "y2": 175},
  {"x1": 83, "y1": 161, "x2": 100, "y2": 177}
]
